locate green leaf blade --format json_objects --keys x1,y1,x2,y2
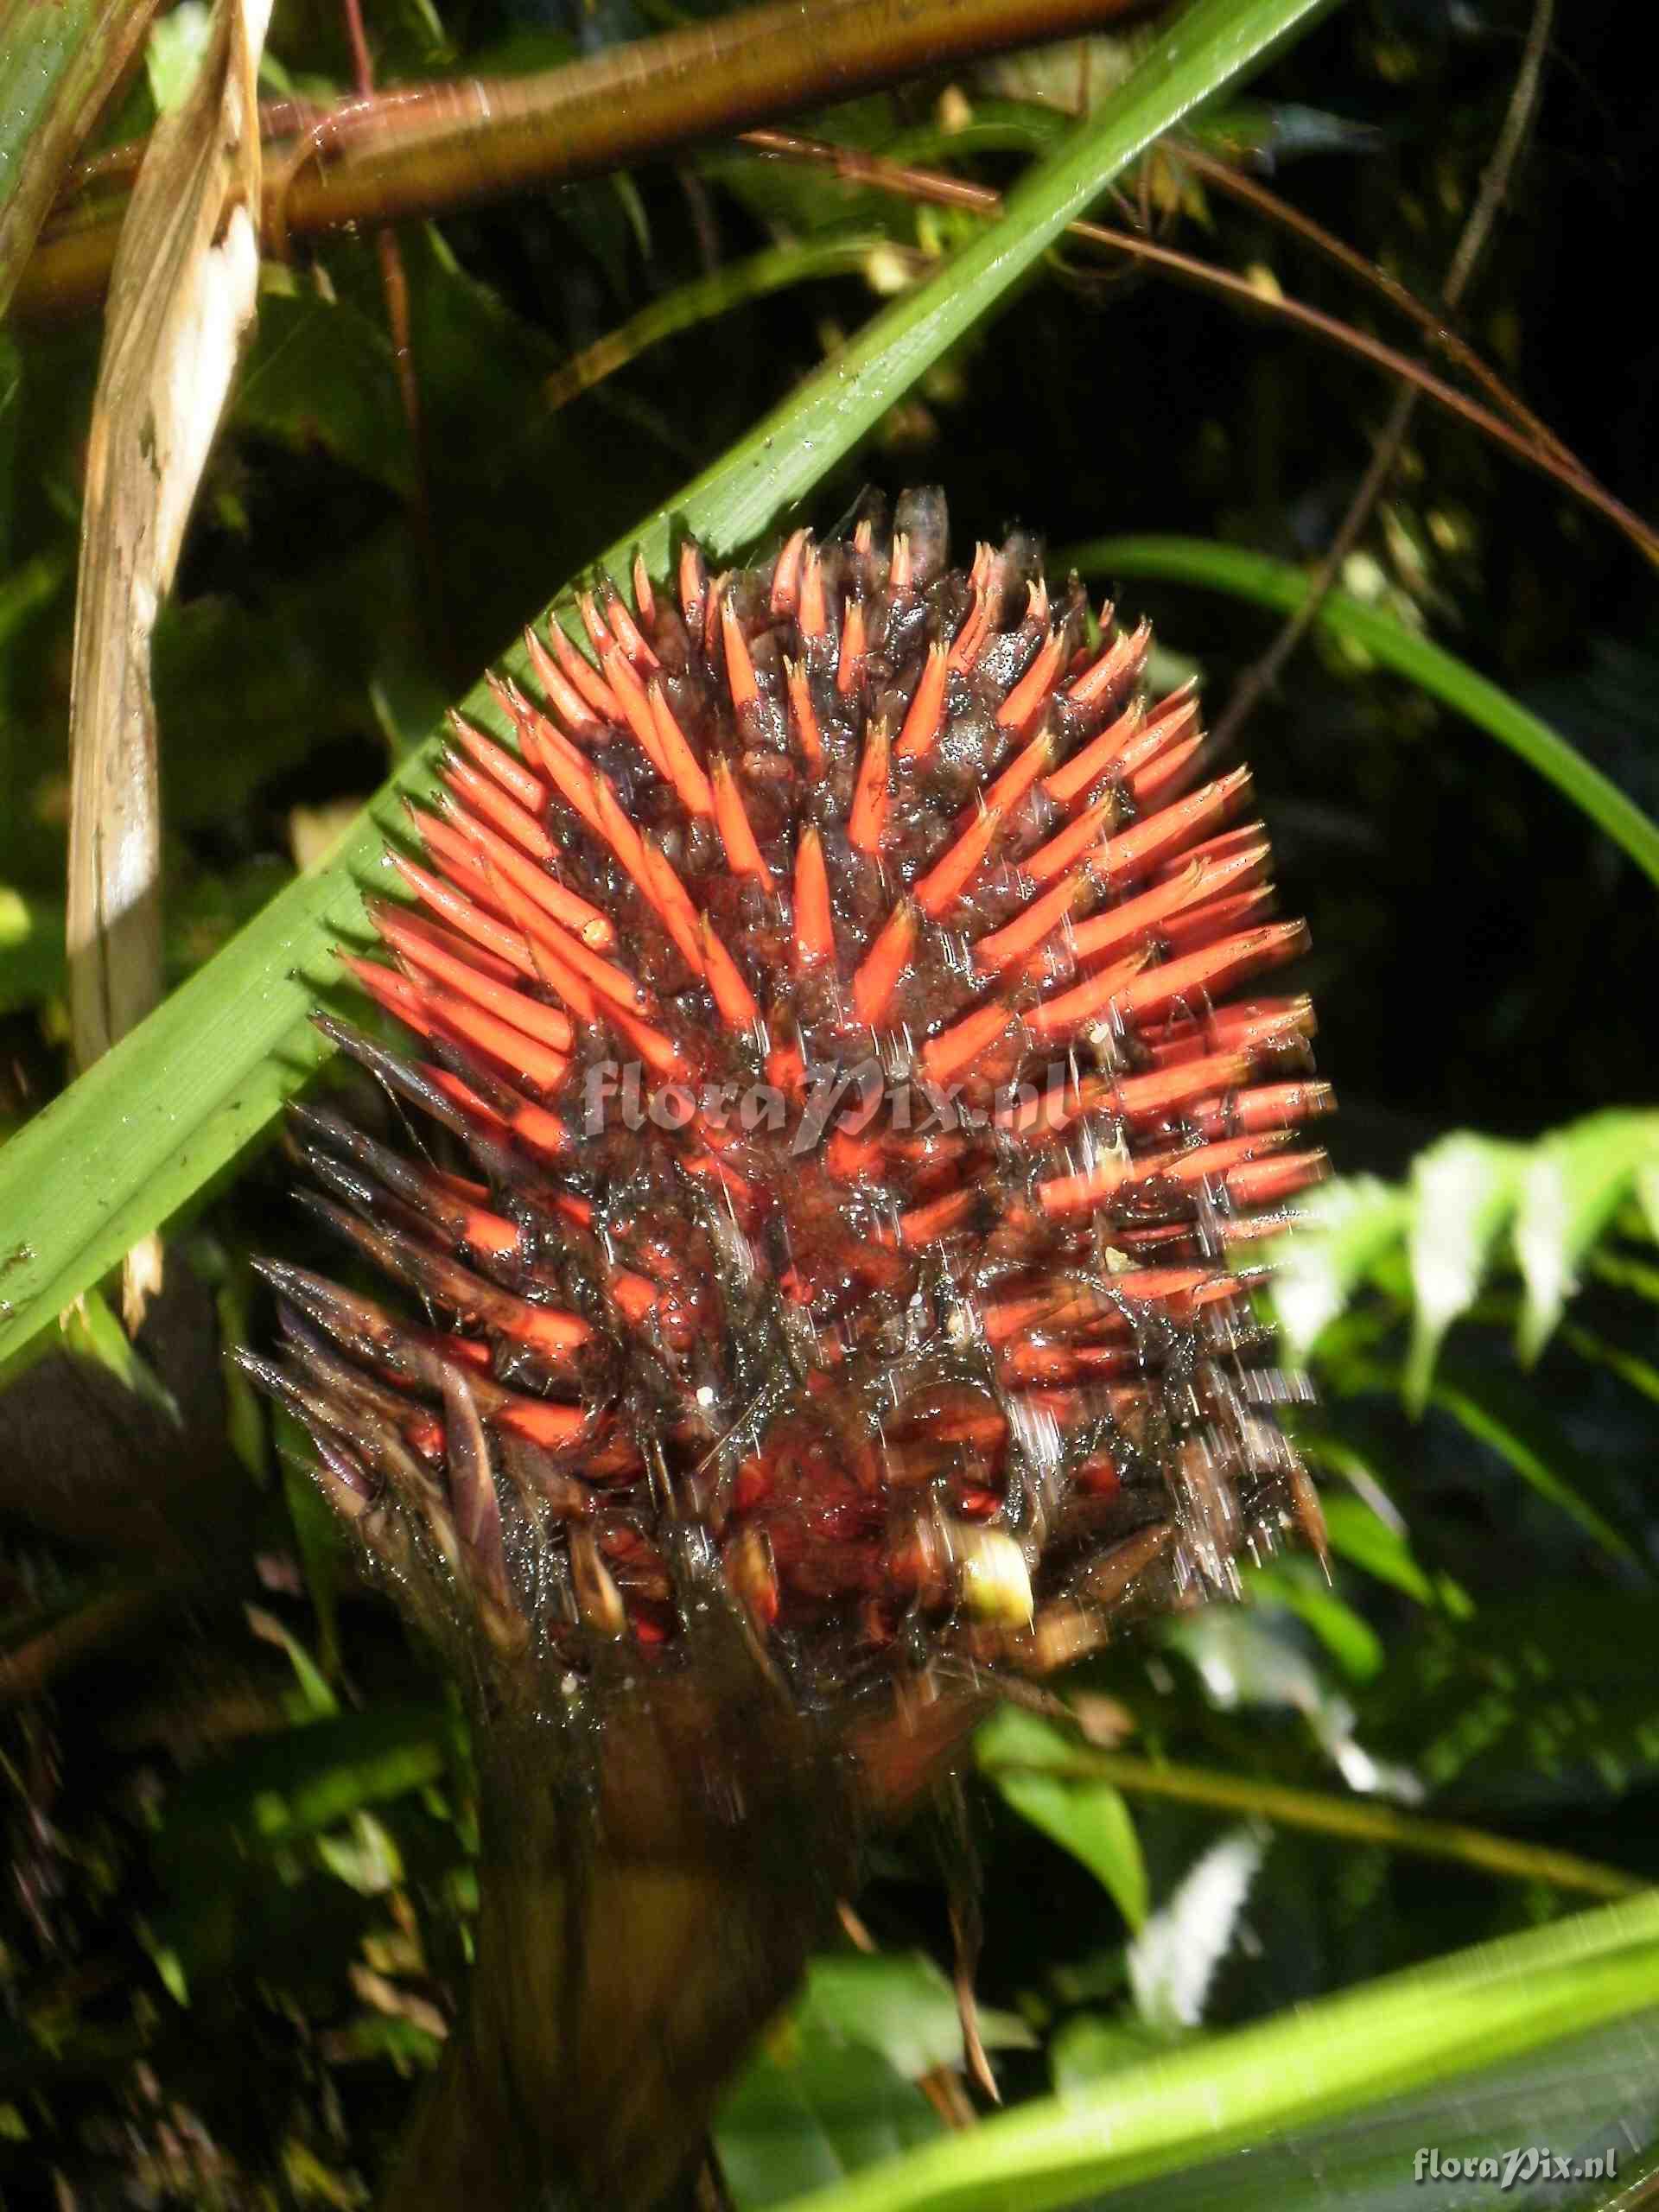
[
  {"x1": 1403, "y1": 1133, "x2": 1525, "y2": 1409},
  {"x1": 770, "y1": 1893, "x2": 1659, "y2": 2212},
  {"x1": 977, "y1": 1707, "x2": 1150, "y2": 1931}
]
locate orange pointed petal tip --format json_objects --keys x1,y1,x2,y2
[
  {"x1": 1127, "y1": 729, "x2": 1209, "y2": 812},
  {"x1": 720, "y1": 591, "x2": 760, "y2": 714},
  {"x1": 895, "y1": 641, "x2": 948, "y2": 760},
  {"x1": 918, "y1": 997, "x2": 1015, "y2": 1085},
  {"x1": 1042, "y1": 699, "x2": 1144, "y2": 808},
  {"x1": 1109, "y1": 1048, "x2": 1255, "y2": 1124},
  {"x1": 785, "y1": 658, "x2": 825, "y2": 772},
  {"x1": 971, "y1": 865, "x2": 1091, "y2": 976},
  {"x1": 1024, "y1": 947, "x2": 1148, "y2": 1043},
  {"x1": 440, "y1": 842, "x2": 595, "y2": 1021},
  {"x1": 1033, "y1": 920, "x2": 1308, "y2": 1045},
  {"x1": 1161, "y1": 885, "x2": 1278, "y2": 961},
  {"x1": 799, "y1": 545, "x2": 829, "y2": 639},
  {"x1": 631, "y1": 549, "x2": 656, "y2": 628},
  {"x1": 1140, "y1": 993, "x2": 1316, "y2": 1072},
  {"x1": 337, "y1": 951, "x2": 435, "y2": 1038},
  {"x1": 890, "y1": 530, "x2": 914, "y2": 594},
  {"x1": 385, "y1": 846, "x2": 528, "y2": 976},
  {"x1": 600, "y1": 643, "x2": 670, "y2": 774},
  {"x1": 645, "y1": 682, "x2": 715, "y2": 817},
  {"x1": 1096, "y1": 766, "x2": 1254, "y2": 885},
  {"x1": 546, "y1": 612, "x2": 622, "y2": 724},
  {"x1": 792, "y1": 823, "x2": 836, "y2": 972},
  {"x1": 711, "y1": 755, "x2": 775, "y2": 891},
  {"x1": 678, "y1": 538, "x2": 708, "y2": 629},
  {"x1": 1066, "y1": 614, "x2": 1152, "y2": 713},
  {"x1": 370, "y1": 897, "x2": 518, "y2": 1001},
  {"x1": 995, "y1": 626, "x2": 1067, "y2": 731},
  {"x1": 700, "y1": 914, "x2": 760, "y2": 1031},
  {"x1": 522, "y1": 625, "x2": 603, "y2": 743},
  {"x1": 852, "y1": 900, "x2": 917, "y2": 1027},
  {"x1": 771, "y1": 526, "x2": 810, "y2": 615},
  {"x1": 577, "y1": 590, "x2": 614, "y2": 658},
  {"x1": 1224, "y1": 1148, "x2": 1330, "y2": 1207},
  {"x1": 1067, "y1": 843, "x2": 1268, "y2": 969},
  {"x1": 344, "y1": 947, "x2": 570, "y2": 1096},
  {"x1": 836, "y1": 598, "x2": 867, "y2": 696},
  {"x1": 914, "y1": 801, "x2": 1004, "y2": 919},
  {"x1": 466, "y1": 691, "x2": 552, "y2": 812},
  {"x1": 1035, "y1": 1131, "x2": 1323, "y2": 1222},
  {"x1": 403, "y1": 971, "x2": 573, "y2": 1096},
  {"x1": 849, "y1": 717, "x2": 891, "y2": 855},
  {"x1": 639, "y1": 838, "x2": 706, "y2": 977},
  {"x1": 985, "y1": 724, "x2": 1052, "y2": 817},
  {"x1": 1151, "y1": 820, "x2": 1270, "y2": 887},
  {"x1": 411, "y1": 798, "x2": 613, "y2": 949},
  {"x1": 604, "y1": 581, "x2": 658, "y2": 668},
  {"x1": 440, "y1": 753, "x2": 554, "y2": 863},
  {"x1": 1022, "y1": 785, "x2": 1120, "y2": 886},
  {"x1": 1244, "y1": 1077, "x2": 1335, "y2": 1131},
  {"x1": 502, "y1": 701, "x2": 604, "y2": 835}
]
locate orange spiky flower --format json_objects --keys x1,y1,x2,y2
[{"x1": 244, "y1": 488, "x2": 1330, "y2": 2209}]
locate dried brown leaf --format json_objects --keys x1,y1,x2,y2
[{"x1": 64, "y1": 0, "x2": 272, "y2": 1319}]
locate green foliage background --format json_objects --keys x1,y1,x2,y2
[{"x1": 2, "y1": 0, "x2": 1658, "y2": 2204}]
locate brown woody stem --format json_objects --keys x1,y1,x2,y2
[{"x1": 13, "y1": 0, "x2": 1160, "y2": 321}]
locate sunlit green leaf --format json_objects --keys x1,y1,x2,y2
[
  {"x1": 977, "y1": 1706, "x2": 1149, "y2": 1930},
  {"x1": 802, "y1": 1954, "x2": 1032, "y2": 2084},
  {"x1": 1404, "y1": 1133, "x2": 1524, "y2": 1409},
  {"x1": 59, "y1": 1282, "x2": 181, "y2": 1424},
  {"x1": 0, "y1": 883, "x2": 63, "y2": 1013},
  {"x1": 1128, "y1": 1830, "x2": 1263, "y2": 2037},
  {"x1": 1512, "y1": 1111, "x2": 1659, "y2": 1361},
  {"x1": 145, "y1": 0, "x2": 213, "y2": 112},
  {"x1": 1269, "y1": 1177, "x2": 1410, "y2": 1360},
  {"x1": 1317, "y1": 1489, "x2": 1471, "y2": 1618},
  {"x1": 1245, "y1": 1557, "x2": 1384, "y2": 1681},
  {"x1": 716, "y1": 2020, "x2": 944, "y2": 2209}
]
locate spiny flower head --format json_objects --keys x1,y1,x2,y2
[{"x1": 245, "y1": 488, "x2": 1329, "y2": 1791}]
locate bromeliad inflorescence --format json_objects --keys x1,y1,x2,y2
[
  {"x1": 241, "y1": 487, "x2": 1332, "y2": 2203},
  {"x1": 246, "y1": 483, "x2": 1329, "y2": 1714}
]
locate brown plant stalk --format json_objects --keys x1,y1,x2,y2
[{"x1": 12, "y1": 0, "x2": 1165, "y2": 320}]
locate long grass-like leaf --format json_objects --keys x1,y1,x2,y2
[
  {"x1": 769, "y1": 1892, "x2": 1659, "y2": 2212},
  {"x1": 0, "y1": 0, "x2": 1340, "y2": 1373},
  {"x1": 1061, "y1": 536, "x2": 1659, "y2": 886}
]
